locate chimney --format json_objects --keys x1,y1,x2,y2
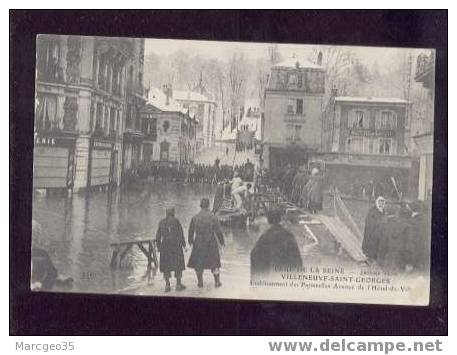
[
  {"x1": 317, "y1": 51, "x2": 323, "y2": 66},
  {"x1": 163, "y1": 84, "x2": 173, "y2": 106},
  {"x1": 168, "y1": 84, "x2": 173, "y2": 100}
]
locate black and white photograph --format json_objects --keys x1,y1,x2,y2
[{"x1": 29, "y1": 34, "x2": 437, "y2": 306}]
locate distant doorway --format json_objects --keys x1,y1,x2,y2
[{"x1": 160, "y1": 140, "x2": 170, "y2": 161}]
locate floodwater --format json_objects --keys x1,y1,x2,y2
[{"x1": 32, "y1": 182, "x2": 355, "y2": 298}]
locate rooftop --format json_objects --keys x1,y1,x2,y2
[
  {"x1": 147, "y1": 87, "x2": 184, "y2": 113},
  {"x1": 335, "y1": 96, "x2": 409, "y2": 104},
  {"x1": 173, "y1": 90, "x2": 215, "y2": 103}
]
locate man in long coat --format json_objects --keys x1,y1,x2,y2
[
  {"x1": 379, "y1": 207, "x2": 414, "y2": 272},
  {"x1": 156, "y1": 208, "x2": 186, "y2": 292},
  {"x1": 250, "y1": 209, "x2": 303, "y2": 279},
  {"x1": 188, "y1": 198, "x2": 225, "y2": 288},
  {"x1": 362, "y1": 196, "x2": 387, "y2": 263}
]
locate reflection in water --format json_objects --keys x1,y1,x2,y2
[
  {"x1": 32, "y1": 182, "x2": 350, "y2": 295},
  {"x1": 33, "y1": 183, "x2": 225, "y2": 293}
]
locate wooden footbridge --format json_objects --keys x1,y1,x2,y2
[{"x1": 110, "y1": 238, "x2": 159, "y2": 269}]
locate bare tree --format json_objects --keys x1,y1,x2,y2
[
  {"x1": 308, "y1": 46, "x2": 356, "y2": 104},
  {"x1": 226, "y1": 52, "x2": 249, "y2": 131}
]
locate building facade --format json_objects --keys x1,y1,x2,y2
[
  {"x1": 173, "y1": 90, "x2": 217, "y2": 151},
  {"x1": 122, "y1": 38, "x2": 147, "y2": 174},
  {"x1": 262, "y1": 56, "x2": 325, "y2": 173},
  {"x1": 140, "y1": 87, "x2": 197, "y2": 165},
  {"x1": 34, "y1": 35, "x2": 146, "y2": 193},
  {"x1": 320, "y1": 94, "x2": 415, "y2": 199},
  {"x1": 322, "y1": 96, "x2": 409, "y2": 156},
  {"x1": 412, "y1": 51, "x2": 435, "y2": 201}
]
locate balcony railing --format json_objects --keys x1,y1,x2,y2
[{"x1": 92, "y1": 127, "x2": 120, "y2": 141}]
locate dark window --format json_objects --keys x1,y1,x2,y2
[
  {"x1": 110, "y1": 108, "x2": 116, "y2": 134},
  {"x1": 298, "y1": 74, "x2": 303, "y2": 88},
  {"x1": 163, "y1": 120, "x2": 170, "y2": 133},
  {"x1": 95, "y1": 103, "x2": 103, "y2": 131},
  {"x1": 379, "y1": 139, "x2": 392, "y2": 155},
  {"x1": 287, "y1": 99, "x2": 294, "y2": 114},
  {"x1": 296, "y1": 99, "x2": 303, "y2": 114}
]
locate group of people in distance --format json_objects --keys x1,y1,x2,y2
[
  {"x1": 362, "y1": 196, "x2": 430, "y2": 273},
  {"x1": 124, "y1": 158, "x2": 256, "y2": 187}
]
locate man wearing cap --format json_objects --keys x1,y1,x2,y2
[
  {"x1": 362, "y1": 196, "x2": 387, "y2": 263},
  {"x1": 188, "y1": 198, "x2": 225, "y2": 288},
  {"x1": 250, "y1": 209, "x2": 303, "y2": 279},
  {"x1": 156, "y1": 208, "x2": 187, "y2": 292}
]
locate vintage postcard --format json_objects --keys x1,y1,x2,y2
[{"x1": 31, "y1": 35, "x2": 435, "y2": 305}]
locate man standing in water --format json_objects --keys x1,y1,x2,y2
[
  {"x1": 156, "y1": 208, "x2": 187, "y2": 292},
  {"x1": 188, "y1": 198, "x2": 225, "y2": 288}
]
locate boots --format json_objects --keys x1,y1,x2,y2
[
  {"x1": 176, "y1": 277, "x2": 186, "y2": 291},
  {"x1": 214, "y1": 274, "x2": 222, "y2": 288},
  {"x1": 196, "y1": 272, "x2": 204, "y2": 288}
]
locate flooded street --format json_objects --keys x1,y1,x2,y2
[{"x1": 32, "y1": 182, "x2": 355, "y2": 298}]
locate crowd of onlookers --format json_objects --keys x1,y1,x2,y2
[{"x1": 122, "y1": 159, "x2": 256, "y2": 186}]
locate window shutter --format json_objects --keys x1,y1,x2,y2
[
  {"x1": 348, "y1": 110, "x2": 357, "y2": 128},
  {"x1": 363, "y1": 110, "x2": 369, "y2": 129},
  {"x1": 296, "y1": 99, "x2": 303, "y2": 114}
]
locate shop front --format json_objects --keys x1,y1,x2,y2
[
  {"x1": 88, "y1": 139, "x2": 117, "y2": 189},
  {"x1": 33, "y1": 132, "x2": 77, "y2": 192}
]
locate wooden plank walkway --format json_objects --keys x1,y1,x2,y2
[{"x1": 315, "y1": 214, "x2": 367, "y2": 262}]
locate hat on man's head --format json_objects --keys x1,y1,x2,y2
[
  {"x1": 266, "y1": 208, "x2": 282, "y2": 224},
  {"x1": 200, "y1": 198, "x2": 210, "y2": 209}
]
